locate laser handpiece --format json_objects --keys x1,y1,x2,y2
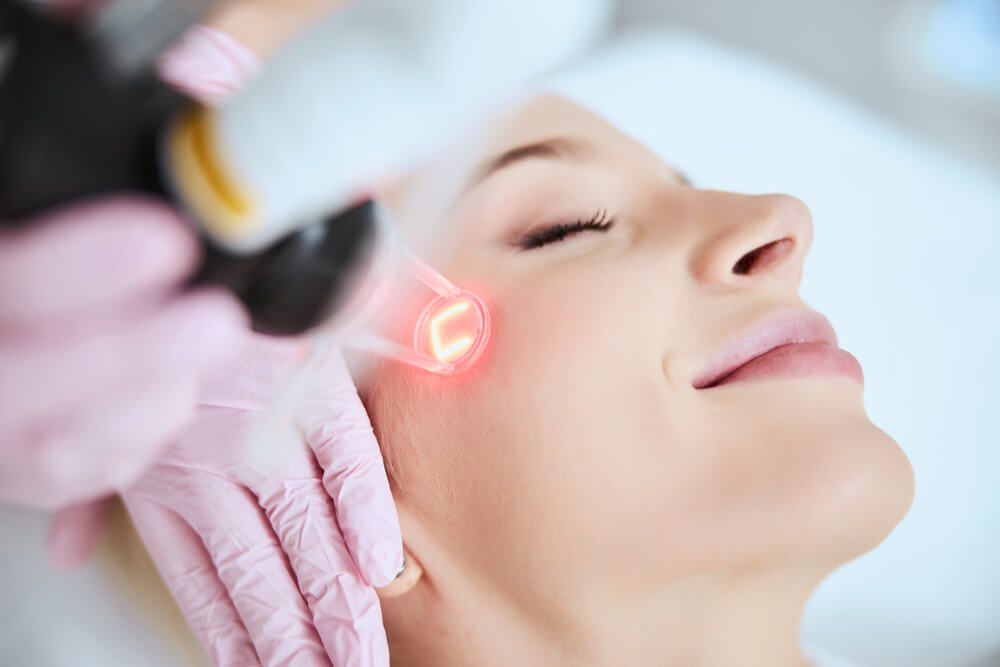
[{"x1": 0, "y1": 1, "x2": 491, "y2": 375}]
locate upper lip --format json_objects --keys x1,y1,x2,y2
[{"x1": 691, "y1": 309, "x2": 838, "y2": 389}]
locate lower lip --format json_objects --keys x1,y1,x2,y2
[{"x1": 711, "y1": 342, "x2": 864, "y2": 388}]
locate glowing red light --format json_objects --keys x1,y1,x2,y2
[
  {"x1": 414, "y1": 292, "x2": 489, "y2": 373},
  {"x1": 429, "y1": 300, "x2": 475, "y2": 362}
]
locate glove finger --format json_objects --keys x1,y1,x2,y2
[
  {"x1": 46, "y1": 497, "x2": 114, "y2": 569},
  {"x1": 177, "y1": 476, "x2": 333, "y2": 667},
  {"x1": 124, "y1": 497, "x2": 262, "y2": 667},
  {"x1": 0, "y1": 197, "x2": 197, "y2": 326},
  {"x1": 0, "y1": 378, "x2": 198, "y2": 509},
  {"x1": 253, "y1": 476, "x2": 389, "y2": 667},
  {"x1": 157, "y1": 25, "x2": 258, "y2": 107},
  {"x1": 0, "y1": 289, "x2": 246, "y2": 433},
  {"x1": 300, "y1": 349, "x2": 402, "y2": 587}
]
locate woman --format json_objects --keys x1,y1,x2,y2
[
  {"x1": 358, "y1": 92, "x2": 915, "y2": 666},
  {"x1": 119, "y1": 91, "x2": 913, "y2": 666}
]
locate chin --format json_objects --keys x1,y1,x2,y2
[
  {"x1": 717, "y1": 378, "x2": 914, "y2": 567},
  {"x1": 796, "y1": 415, "x2": 914, "y2": 566}
]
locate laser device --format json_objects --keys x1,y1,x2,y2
[{"x1": 0, "y1": 0, "x2": 491, "y2": 374}]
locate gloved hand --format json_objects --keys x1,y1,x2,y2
[
  {"x1": 30, "y1": 2, "x2": 322, "y2": 563},
  {"x1": 123, "y1": 334, "x2": 401, "y2": 667},
  {"x1": 1, "y1": 13, "x2": 262, "y2": 568},
  {"x1": 5, "y1": 9, "x2": 402, "y2": 666},
  {"x1": 0, "y1": 198, "x2": 246, "y2": 511},
  {"x1": 146, "y1": 14, "x2": 403, "y2": 665}
]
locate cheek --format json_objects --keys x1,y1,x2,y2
[{"x1": 431, "y1": 267, "x2": 697, "y2": 577}]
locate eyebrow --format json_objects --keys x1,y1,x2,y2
[
  {"x1": 461, "y1": 135, "x2": 693, "y2": 197},
  {"x1": 466, "y1": 137, "x2": 586, "y2": 191}
]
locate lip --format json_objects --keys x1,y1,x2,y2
[{"x1": 691, "y1": 310, "x2": 863, "y2": 389}]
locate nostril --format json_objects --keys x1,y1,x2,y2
[{"x1": 732, "y1": 238, "x2": 794, "y2": 276}]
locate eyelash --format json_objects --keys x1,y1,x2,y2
[{"x1": 517, "y1": 209, "x2": 616, "y2": 250}]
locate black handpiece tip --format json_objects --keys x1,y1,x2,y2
[{"x1": 195, "y1": 200, "x2": 379, "y2": 337}]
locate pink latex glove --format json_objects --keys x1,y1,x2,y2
[
  {"x1": 0, "y1": 198, "x2": 246, "y2": 511},
  {"x1": 9, "y1": 17, "x2": 402, "y2": 667},
  {"x1": 27, "y1": 22, "x2": 261, "y2": 568},
  {"x1": 123, "y1": 334, "x2": 401, "y2": 667},
  {"x1": 151, "y1": 26, "x2": 401, "y2": 667},
  {"x1": 157, "y1": 25, "x2": 259, "y2": 107}
]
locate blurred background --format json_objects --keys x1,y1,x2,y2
[{"x1": 618, "y1": 0, "x2": 1000, "y2": 176}]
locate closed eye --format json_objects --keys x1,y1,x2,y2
[{"x1": 515, "y1": 209, "x2": 615, "y2": 251}]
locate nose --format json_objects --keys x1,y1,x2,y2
[{"x1": 688, "y1": 193, "x2": 814, "y2": 289}]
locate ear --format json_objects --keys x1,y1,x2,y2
[{"x1": 376, "y1": 548, "x2": 422, "y2": 598}]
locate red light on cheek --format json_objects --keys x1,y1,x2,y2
[{"x1": 414, "y1": 292, "x2": 490, "y2": 373}]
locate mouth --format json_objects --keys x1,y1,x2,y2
[{"x1": 691, "y1": 310, "x2": 864, "y2": 390}]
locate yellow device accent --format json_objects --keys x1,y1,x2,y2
[{"x1": 167, "y1": 107, "x2": 257, "y2": 248}]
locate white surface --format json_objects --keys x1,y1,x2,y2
[
  {"x1": 549, "y1": 28, "x2": 1000, "y2": 667},
  {"x1": 0, "y1": 507, "x2": 186, "y2": 667},
  {"x1": 2, "y1": 23, "x2": 998, "y2": 667}
]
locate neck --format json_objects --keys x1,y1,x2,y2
[{"x1": 385, "y1": 564, "x2": 822, "y2": 667}]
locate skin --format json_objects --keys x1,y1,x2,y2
[{"x1": 361, "y1": 95, "x2": 915, "y2": 667}]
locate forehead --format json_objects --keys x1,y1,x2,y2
[
  {"x1": 382, "y1": 95, "x2": 660, "y2": 225},
  {"x1": 472, "y1": 94, "x2": 633, "y2": 156}
]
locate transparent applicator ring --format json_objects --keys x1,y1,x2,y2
[
  {"x1": 324, "y1": 202, "x2": 491, "y2": 376},
  {"x1": 346, "y1": 273, "x2": 491, "y2": 375},
  {"x1": 242, "y1": 204, "x2": 490, "y2": 466}
]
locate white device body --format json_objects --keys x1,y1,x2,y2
[{"x1": 211, "y1": 0, "x2": 613, "y2": 252}]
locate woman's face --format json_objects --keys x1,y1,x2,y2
[{"x1": 368, "y1": 95, "x2": 913, "y2": 614}]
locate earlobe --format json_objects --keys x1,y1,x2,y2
[{"x1": 376, "y1": 550, "x2": 422, "y2": 598}]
